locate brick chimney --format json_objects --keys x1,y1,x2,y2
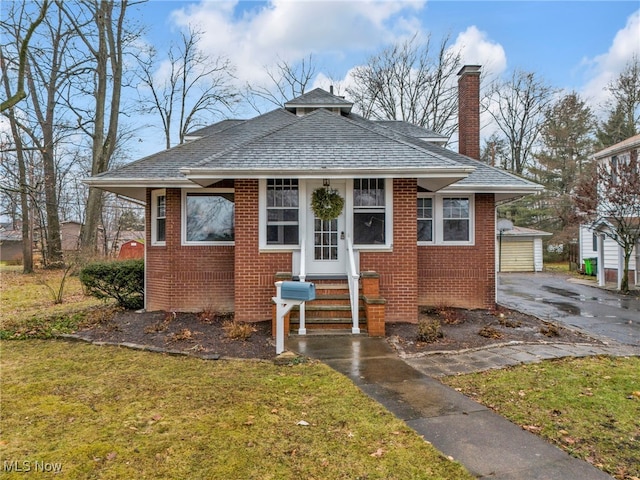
[{"x1": 457, "y1": 65, "x2": 481, "y2": 160}]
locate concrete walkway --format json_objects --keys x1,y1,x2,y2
[{"x1": 287, "y1": 335, "x2": 639, "y2": 479}]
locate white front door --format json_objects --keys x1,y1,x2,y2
[{"x1": 306, "y1": 180, "x2": 346, "y2": 276}]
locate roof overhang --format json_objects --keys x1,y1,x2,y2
[
  {"x1": 83, "y1": 178, "x2": 194, "y2": 202},
  {"x1": 180, "y1": 166, "x2": 475, "y2": 190},
  {"x1": 443, "y1": 183, "x2": 544, "y2": 202}
]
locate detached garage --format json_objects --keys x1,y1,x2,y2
[{"x1": 497, "y1": 226, "x2": 552, "y2": 272}]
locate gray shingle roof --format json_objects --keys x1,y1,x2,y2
[
  {"x1": 374, "y1": 120, "x2": 448, "y2": 142},
  {"x1": 186, "y1": 119, "x2": 246, "y2": 138},
  {"x1": 188, "y1": 108, "x2": 462, "y2": 172},
  {"x1": 88, "y1": 88, "x2": 541, "y2": 199},
  {"x1": 284, "y1": 88, "x2": 353, "y2": 110},
  {"x1": 93, "y1": 109, "x2": 297, "y2": 180}
]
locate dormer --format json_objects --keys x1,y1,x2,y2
[{"x1": 284, "y1": 87, "x2": 353, "y2": 116}]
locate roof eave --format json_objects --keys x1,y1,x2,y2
[{"x1": 181, "y1": 166, "x2": 475, "y2": 185}]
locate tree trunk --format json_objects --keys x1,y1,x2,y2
[{"x1": 80, "y1": 0, "x2": 125, "y2": 252}]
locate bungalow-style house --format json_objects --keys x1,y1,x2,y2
[
  {"x1": 86, "y1": 65, "x2": 541, "y2": 335},
  {"x1": 579, "y1": 134, "x2": 640, "y2": 288}
]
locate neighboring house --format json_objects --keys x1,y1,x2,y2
[
  {"x1": 496, "y1": 226, "x2": 552, "y2": 273},
  {"x1": 60, "y1": 221, "x2": 83, "y2": 252},
  {"x1": 580, "y1": 134, "x2": 640, "y2": 288},
  {"x1": 0, "y1": 226, "x2": 23, "y2": 263},
  {"x1": 86, "y1": 65, "x2": 541, "y2": 335}
]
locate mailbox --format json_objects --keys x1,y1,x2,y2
[{"x1": 280, "y1": 281, "x2": 316, "y2": 301}]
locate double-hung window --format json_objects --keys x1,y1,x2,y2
[
  {"x1": 417, "y1": 197, "x2": 433, "y2": 242},
  {"x1": 442, "y1": 198, "x2": 470, "y2": 242},
  {"x1": 183, "y1": 189, "x2": 235, "y2": 244},
  {"x1": 417, "y1": 195, "x2": 473, "y2": 245},
  {"x1": 151, "y1": 189, "x2": 166, "y2": 246},
  {"x1": 266, "y1": 179, "x2": 299, "y2": 245},
  {"x1": 353, "y1": 178, "x2": 386, "y2": 245}
]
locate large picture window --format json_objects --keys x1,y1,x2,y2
[
  {"x1": 353, "y1": 178, "x2": 386, "y2": 245},
  {"x1": 151, "y1": 189, "x2": 166, "y2": 246},
  {"x1": 266, "y1": 179, "x2": 299, "y2": 245},
  {"x1": 183, "y1": 190, "x2": 234, "y2": 244}
]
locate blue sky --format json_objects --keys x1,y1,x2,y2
[
  {"x1": 125, "y1": 1, "x2": 639, "y2": 156},
  {"x1": 135, "y1": 0, "x2": 639, "y2": 98}
]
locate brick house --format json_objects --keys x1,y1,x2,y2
[{"x1": 86, "y1": 65, "x2": 541, "y2": 335}]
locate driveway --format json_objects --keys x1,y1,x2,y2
[{"x1": 498, "y1": 272, "x2": 640, "y2": 346}]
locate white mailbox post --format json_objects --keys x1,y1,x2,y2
[{"x1": 272, "y1": 281, "x2": 316, "y2": 355}]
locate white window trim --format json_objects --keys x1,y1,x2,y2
[
  {"x1": 181, "y1": 188, "x2": 235, "y2": 246},
  {"x1": 151, "y1": 189, "x2": 166, "y2": 246},
  {"x1": 258, "y1": 178, "x2": 394, "y2": 252},
  {"x1": 417, "y1": 193, "x2": 475, "y2": 246},
  {"x1": 259, "y1": 179, "x2": 305, "y2": 252},
  {"x1": 352, "y1": 178, "x2": 393, "y2": 251}
]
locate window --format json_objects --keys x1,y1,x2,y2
[
  {"x1": 151, "y1": 190, "x2": 166, "y2": 246},
  {"x1": 183, "y1": 189, "x2": 234, "y2": 244},
  {"x1": 611, "y1": 155, "x2": 618, "y2": 185},
  {"x1": 353, "y1": 178, "x2": 386, "y2": 245},
  {"x1": 417, "y1": 195, "x2": 474, "y2": 245},
  {"x1": 442, "y1": 198, "x2": 470, "y2": 242},
  {"x1": 266, "y1": 179, "x2": 299, "y2": 245},
  {"x1": 417, "y1": 197, "x2": 433, "y2": 242}
]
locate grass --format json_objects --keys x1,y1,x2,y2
[
  {"x1": 443, "y1": 356, "x2": 640, "y2": 480},
  {"x1": 0, "y1": 266, "x2": 108, "y2": 338},
  {"x1": 0, "y1": 340, "x2": 473, "y2": 479}
]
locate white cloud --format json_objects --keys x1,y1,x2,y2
[
  {"x1": 581, "y1": 9, "x2": 640, "y2": 112},
  {"x1": 450, "y1": 26, "x2": 507, "y2": 82},
  {"x1": 168, "y1": 0, "x2": 426, "y2": 84}
]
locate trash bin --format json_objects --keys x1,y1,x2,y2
[{"x1": 584, "y1": 257, "x2": 597, "y2": 276}]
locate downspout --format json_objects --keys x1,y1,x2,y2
[{"x1": 597, "y1": 234, "x2": 605, "y2": 287}]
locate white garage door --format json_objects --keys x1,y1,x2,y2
[{"x1": 499, "y1": 238, "x2": 534, "y2": 272}]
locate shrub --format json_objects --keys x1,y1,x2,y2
[
  {"x1": 79, "y1": 259, "x2": 144, "y2": 310},
  {"x1": 416, "y1": 317, "x2": 443, "y2": 343},
  {"x1": 222, "y1": 320, "x2": 256, "y2": 341}
]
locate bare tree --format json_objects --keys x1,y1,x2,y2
[
  {"x1": 244, "y1": 54, "x2": 318, "y2": 113},
  {"x1": 0, "y1": 1, "x2": 85, "y2": 267},
  {"x1": 346, "y1": 34, "x2": 461, "y2": 138},
  {"x1": 59, "y1": 0, "x2": 140, "y2": 252},
  {"x1": 582, "y1": 154, "x2": 640, "y2": 293},
  {"x1": 0, "y1": 1, "x2": 49, "y2": 112},
  {"x1": 1, "y1": 53, "x2": 34, "y2": 272},
  {"x1": 137, "y1": 26, "x2": 238, "y2": 148},
  {"x1": 485, "y1": 69, "x2": 557, "y2": 175},
  {"x1": 596, "y1": 56, "x2": 640, "y2": 148}
]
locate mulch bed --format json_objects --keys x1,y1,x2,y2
[
  {"x1": 74, "y1": 310, "x2": 276, "y2": 360},
  {"x1": 388, "y1": 305, "x2": 605, "y2": 356},
  {"x1": 73, "y1": 305, "x2": 605, "y2": 360}
]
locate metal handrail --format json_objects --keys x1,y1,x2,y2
[
  {"x1": 298, "y1": 235, "x2": 307, "y2": 334},
  {"x1": 299, "y1": 234, "x2": 306, "y2": 282},
  {"x1": 346, "y1": 236, "x2": 360, "y2": 334}
]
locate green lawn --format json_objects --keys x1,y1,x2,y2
[
  {"x1": 444, "y1": 356, "x2": 640, "y2": 480},
  {"x1": 1, "y1": 340, "x2": 473, "y2": 480},
  {"x1": 0, "y1": 266, "x2": 107, "y2": 338}
]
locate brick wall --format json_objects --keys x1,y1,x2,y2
[
  {"x1": 234, "y1": 180, "x2": 290, "y2": 322},
  {"x1": 360, "y1": 178, "x2": 418, "y2": 323},
  {"x1": 417, "y1": 193, "x2": 496, "y2": 310},
  {"x1": 145, "y1": 188, "x2": 235, "y2": 313}
]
